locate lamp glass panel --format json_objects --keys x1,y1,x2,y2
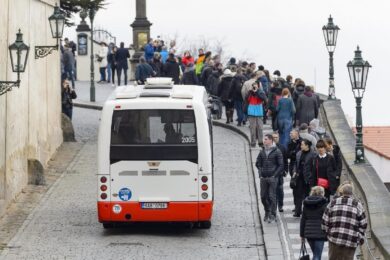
[
  {"x1": 362, "y1": 65, "x2": 369, "y2": 90},
  {"x1": 20, "y1": 47, "x2": 29, "y2": 73},
  {"x1": 49, "y1": 18, "x2": 57, "y2": 38},
  {"x1": 348, "y1": 64, "x2": 355, "y2": 90},
  {"x1": 354, "y1": 67, "x2": 362, "y2": 89},
  {"x1": 56, "y1": 18, "x2": 65, "y2": 38}
]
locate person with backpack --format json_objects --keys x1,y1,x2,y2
[
  {"x1": 276, "y1": 88, "x2": 295, "y2": 148},
  {"x1": 218, "y1": 69, "x2": 235, "y2": 124},
  {"x1": 324, "y1": 138, "x2": 342, "y2": 190},
  {"x1": 296, "y1": 85, "x2": 319, "y2": 126},
  {"x1": 207, "y1": 63, "x2": 223, "y2": 96},
  {"x1": 244, "y1": 81, "x2": 268, "y2": 147},
  {"x1": 267, "y1": 81, "x2": 283, "y2": 131},
  {"x1": 229, "y1": 68, "x2": 246, "y2": 126}
]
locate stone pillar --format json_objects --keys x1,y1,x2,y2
[
  {"x1": 76, "y1": 12, "x2": 91, "y2": 81},
  {"x1": 130, "y1": 0, "x2": 152, "y2": 80}
]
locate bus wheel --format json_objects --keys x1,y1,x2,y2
[
  {"x1": 199, "y1": 221, "x2": 211, "y2": 229},
  {"x1": 103, "y1": 223, "x2": 114, "y2": 229}
]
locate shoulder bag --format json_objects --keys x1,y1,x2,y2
[
  {"x1": 298, "y1": 241, "x2": 310, "y2": 260},
  {"x1": 316, "y1": 158, "x2": 329, "y2": 189}
]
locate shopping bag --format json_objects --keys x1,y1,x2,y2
[{"x1": 298, "y1": 241, "x2": 310, "y2": 260}]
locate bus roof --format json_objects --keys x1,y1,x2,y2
[{"x1": 107, "y1": 78, "x2": 207, "y2": 104}]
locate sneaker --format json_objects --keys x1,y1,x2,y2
[
  {"x1": 278, "y1": 208, "x2": 284, "y2": 213},
  {"x1": 268, "y1": 215, "x2": 276, "y2": 223},
  {"x1": 293, "y1": 213, "x2": 301, "y2": 218}
]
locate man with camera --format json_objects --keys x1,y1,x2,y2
[
  {"x1": 244, "y1": 80, "x2": 268, "y2": 147},
  {"x1": 61, "y1": 79, "x2": 77, "y2": 120}
]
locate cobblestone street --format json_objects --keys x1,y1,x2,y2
[{"x1": 0, "y1": 107, "x2": 266, "y2": 259}]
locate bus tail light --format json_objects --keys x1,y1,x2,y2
[
  {"x1": 100, "y1": 185, "x2": 107, "y2": 192},
  {"x1": 100, "y1": 176, "x2": 107, "y2": 183},
  {"x1": 101, "y1": 193, "x2": 107, "y2": 200},
  {"x1": 201, "y1": 176, "x2": 208, "y2": 183},
  {"x1": 201, "y1": 192, "x2": 208, "y2": 199},
  {"x1": 201, "y1": 184, "x2": 208, "y2": 191}
]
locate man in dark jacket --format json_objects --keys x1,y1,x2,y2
[
  {"x1": 229, "y1": 68, "x2": 246, "y2": 126},
  {"x1": 296, "y1": 85, "x2": 319, "y2": 125},
  {"x1": 181, "y1": 63, "x2": 198, "y2": 85},
  {"x1": 163, "y1": 53, "x2": 180, "y2": 84},
  {"x1": 272, "y1": 133, "x2": 288, "y2": 213},
  {"x1": 256, "y1": 134, "x2": 284, "y2": 223},
  {"x1": 287, "y1": 129, "x2": 302, "y2": 177},
  {"x1": 135, "y1": 56, "x2": 154, "y2": 84},
  {"x1": 115, "y1": 42, "x2": 130, "y2": 86}
]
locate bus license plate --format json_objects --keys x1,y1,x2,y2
[{"x1": 141, "y1": 202, "x2": 168, "y2": 209}]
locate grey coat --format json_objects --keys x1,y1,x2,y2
[{"x1": 297, "y1": 93, "x2": 318, "y2": 125}]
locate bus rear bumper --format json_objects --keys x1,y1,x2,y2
[{"x1": 97, "y1": 201, "x2": 213, "y2": 222}]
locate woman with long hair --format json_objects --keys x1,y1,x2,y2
[{"x1": 276, "y1": 88, "x2": 295, "y2": 148}]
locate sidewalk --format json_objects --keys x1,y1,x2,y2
[{"x1": 73, "y1": 81, "x2": 289, "y2": 259}]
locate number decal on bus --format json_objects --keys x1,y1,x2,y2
[{"x1": 181, "y1": 136, "x2": 195, "y2": 143}]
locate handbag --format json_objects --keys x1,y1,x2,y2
[
  {"x1": 316, "y1": 159, "x2": 329, "y2": 189},
  {"x1": 290, "y1": 173, "x2": 298, "y2": 189},
  {"x1": 298, "y1": 241, "x2": 310, "y2": 260}
]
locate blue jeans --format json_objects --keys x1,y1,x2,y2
[
  {"x1": 107, "y1": 63, "x2": 112, "y2": 83},
  {"x1": 277, "y1": 118, "x2": 292, "y2": 149},
  {"x1": 234, "y1": 100, "x2": 244, "y2": 123},
  {"x1": 64, "y1": 68, "x2": 75, "y2": 88},
  {"x1": 307, "y1": 239, "x2": 325, "y2": 260}
]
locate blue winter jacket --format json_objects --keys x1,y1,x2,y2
[{"x1": 144, "y1": 43, "x2": 155, "y2": 62}]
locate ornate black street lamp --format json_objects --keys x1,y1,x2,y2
[
  {"x1": 0, "y1": 29, "x2": 30, "y2": 95},
  {"x1": 347, "y1": 46, "x2": 371, "y2": 164},
  {"x1": 89, "y1": 8, "x2": 96, "y2": 102},
  {"x1": 323, "y1": 15, "x2": 340, "y2": 100},
  {"x1": 35, "y1": 3, "x2": 65, "y2": 59}
]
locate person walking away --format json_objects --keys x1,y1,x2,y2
[
  {"x1": 229, "y1": 68, "x2": 246, "y2": 126},
  {"x1": 310, "y1": 140, "x2": 337, "y2": 201},
  {"x1": 299, "y1": 123, "x2": 317, "y2": 147},
  {"x1": 62, "y1": 45, "x2": 75, "y2": 88},
  {"x1": 107, "y1": 45, "x2": 117, "y2": 86},
  {"x1": 135, "y1": 56, "x2": 155, "y2": 84},
  {"x1": 144, "y1": 39, "x2": 155, "y2": 63},
  {"x1": 163, "y1": 53, "x2": 181, "y2": 84},
  {"x1": 218, "y1": 69, "x2": 235, "y2": 123},
  {"x1": 115, "y1": 42, "x2": 130, "y2": 86},
  {"x1": 276, "y1": 88, "x2": 295, "y2": 148},
  {"x1": 181, "y1": 63, "x2": 198, "y2": 85},
  {"x1": 268, "y1": 81, "x2": 283, "y2": 132},
  {"x1": 207, "y1": 62, "x2": 223, "y2": 96},
  {"x1": 256, "y1": 134, "x2": 284, "y2": 223},
  {"x1": 200, "y1": 60, "x2": 214, "y2": 88},
  {"x1": 287, "y1": 129, "x2": 302, "y2": 177},
  {"x1": 297, "y1": 85, "x2": 319, "y2": 125},
  {"x1": 324, "y1": 138, "x2": 342, "y2": 189},
  {"x1": 106, "y1": 43, "x2": 114, "y2": 84},
  {"x1": 292, "y1": 139, "x2": 316, "y2": 217},
  {"x1": 245, "y1": 81, "x2": 267, "y2": 147},
  {"x1": 272, "y1": 133, "x2": 289, "y2": 212},
  {"x1": 322, "y1": 183, "x2": 367, "y2": 260},
  {"x1": 160, "y1": 46, "x2": 169, "y2": 63},
  {"x1": 61, "y1": 79, "x2": 77, "y2": 120},
  {"x1": 300, "y1": 186, "x2": 328, "y2": 260},
  {"x1": 97, "y1": 42, "x2": 108, "y2": 83}
]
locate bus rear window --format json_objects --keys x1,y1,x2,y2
[{"x1": 111, "y1": 110, "x2": 196, "y2": 145}]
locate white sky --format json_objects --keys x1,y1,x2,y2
[{"x1": 65, "y1": 0, "x2": 390, "y2": 126}]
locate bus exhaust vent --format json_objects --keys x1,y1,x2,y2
[
  {"x1": 139, "y1": 91, "x2": 171, "y2": 98},
  {"x1": 144, "y1": 78, "x2": 174, "y2": 89}
]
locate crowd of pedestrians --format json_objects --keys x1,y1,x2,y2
[{"x1": 59, "y1": 36, "x2": 368, "y2": 259}]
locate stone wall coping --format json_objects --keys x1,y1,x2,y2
[{"x1": 322, "y1": 98, "x2": 390, "y2": 258}]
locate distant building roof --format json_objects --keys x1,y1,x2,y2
[{"x1": 361, "y1": 127, "x2": 390, "y2": 160}]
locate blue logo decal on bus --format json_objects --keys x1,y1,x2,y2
[{"x1": 118, "y1": 188, "x2": 132, "y2": 201}]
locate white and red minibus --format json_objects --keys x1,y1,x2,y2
[{"x1": 97, "y1": 78, "x2": 214, "y2": 228}]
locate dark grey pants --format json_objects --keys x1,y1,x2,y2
[{"x1": 260, "y1": 176, "x2": 277, "y2": 216}]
